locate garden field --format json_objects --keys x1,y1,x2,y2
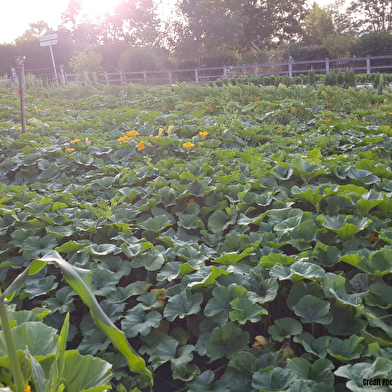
[{"x1": 1, "y1": 81, "x2": 392, "y2": 391}]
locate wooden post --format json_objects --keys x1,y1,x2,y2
[
  {"x1": 325, "y1": 58, "x2": 330, "y2": 74},
  {"x1": 223, "y1": 65, "x2": 227, "y2": 78},
  {"x1": 10, "y1": 67, "x2": 18, "y2": 85},
  {"x1": 366, "y1": 55, "x2": 371, "y2": 74},
  {"x1": 254, "y1": 63, "x2": 258, "y2": 77},
  {"x1": 104, "y1": 71, "x2": 109, "y2": 85},
  {"x1": 120, "y1": 70, "x2": 124, "y2": 85},
  {"x1": 16, "y1": 56, "x2": 26, "y2": 134},
  {"x1": 143, "y1": 70, "x2": 147, "y2": 84},
  {"x1": 194, "y1": 67, "x2": 199, "y2": 83},
  {"x1": 60, "y1": 64, "x2": 66, "y2": 85},
  {"x1": 168, "y1": 70, "x2": 172, "y2": 84}
]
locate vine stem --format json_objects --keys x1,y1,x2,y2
[
  {"x1": 172, "y1": 387, "x2": 188, "y2": 392},
  {"x1": 0, "y1": 298, "x2": 25, "y2": 392}
]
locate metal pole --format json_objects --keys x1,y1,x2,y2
[
  {"x1": 49, "y1": 45, "x2": 58, "y2": 84},
  {"x1": 16, "y1": 56, "x2": 26, "y2": 134}
]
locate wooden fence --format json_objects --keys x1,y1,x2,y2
[{"x1": 3, "y1": 55, "x2": 392, "y2": 87}]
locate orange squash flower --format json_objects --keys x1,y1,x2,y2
[{"x1": 137, "y1": 141, "x2": 145, "y2": 151}]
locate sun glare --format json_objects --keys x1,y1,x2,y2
[{"x1": 80, "y1": 0, "x2": 123, "y2": 18}]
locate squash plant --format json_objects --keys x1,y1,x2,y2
[
  {"x1": 0, "y1": 251, "x2": 152, "y2": 391},
  {"x1": 1, "y1": 83, "x2": 392, "y2": 391}
]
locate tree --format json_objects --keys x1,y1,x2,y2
[
  {"x1": 327, "y1": 0, "x2": 356, "y2": 36},
  {"x1": 69, "y1": 45, "x2": 103, "y2": 79},
  {"x1": 323, "y1": 34, "x2": 356, "y2": 58},
  {"x1": 101, "y1": 0, "x2": 160, "y2": 46},
  {"x1": 348, "y1": 0, "x2": 392, "y2": 33},
  {"x1": 14, "y1": 21, "x2": 54, "y2": 44},
  {"x1": 175, "y1": 0, "x2": 308, "y2": 62},
  {"x1": 350, "y1": 31, "x2": 392, "y2": 56},
  {"x1": 60, "y1": 0, "x2": 83, "y2": 31},
  {"x1": 179, "y1": 0, "x2": 247, "y2": 55},
  {"x1": 241, "y1": 0, "x2": 307, "y2": 44},
  {"x1": 60, "y1": 1, "x2": 101, "y2": 46},
  {"x1": 302, "y1": 4, "x2": 335, "y2": 44}
]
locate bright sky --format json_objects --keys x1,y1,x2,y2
[{"x1": 0, "y1": 0, "x2": 335, "y2": 45}]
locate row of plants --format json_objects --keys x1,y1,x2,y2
[
  {"x1": 1, "y1": 82, "x2": 392, "y2": 391},
  {"x1": 213, "y1": 71, "x2": 392, "y2": 89}
]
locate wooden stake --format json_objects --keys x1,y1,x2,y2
[{"x1": 16, "y1": 56, "x2": 26, "y2": 134}]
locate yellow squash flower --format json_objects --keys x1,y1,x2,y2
[
  {"x1": 70, "y1": 138, "x2": 80, "y2": 144},
  {"x1": 25, "y1": 386, "x2": 31, "y2": 392},
  {"x1": 126, "y1": 130, "x2": 139, "y2": 136},
  {"x1": 65, "y1": 148, "x2": 75, "y2": 153},
  {"x1": 199, "y1": 131, "x2": 209, "y2": 140},
  {"x1": 183, "y1": 142, "x2": 194, "y2": 150},
  {"x1": 137, "y1": 141, "x2": 145, "y2": 151},
  {"x1": 167, "y1": 125, "x2": 174, "y2": 135},
  {"x1": 117, "y1": 135, "x2": 131, "y2": 142}
]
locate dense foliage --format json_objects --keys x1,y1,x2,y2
[
  {"x1": 1, "y1": 1, "x2": 392, "y2": 75},
  {"x1": 1, "y1": 82, "x2": 392, "y2": 391}
]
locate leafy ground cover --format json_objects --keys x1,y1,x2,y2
[{"x1": 1, "y1": 82, "x2": 392, "y2": 391}]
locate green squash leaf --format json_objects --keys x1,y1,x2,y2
[
  {"x1": 293, "y1": 332, "x2": 331, "y2": 359},
  {"x1": 327, "y1": 335, "x2": 364, "y2": 362},
  {"x1": 205, "y1": 322, "x2": 250, "y2": 361},
  {"x1": 122, "y1": 307, "x2": 162, "y2": 338},
  {"x1": 268, "y1": 317, "x2": 303, "y2": 342},
  {"x1": 229, "y1": 297, "x2": 267, "y2": 324},
  {"x1": 163, "y1": 289, "x2": 203, "y2": 322},
  {"x1": 252, "y1": 367, "x2": 294, "y2": 392},
  {"x1": 293, "y1": 294, "x2": 332, "y2": 324}
]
